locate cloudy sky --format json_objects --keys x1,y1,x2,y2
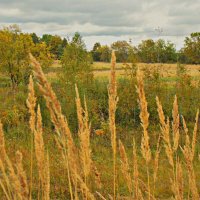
[{"x1": 0, "y1": 0, "x2": 200, "y2": 49}]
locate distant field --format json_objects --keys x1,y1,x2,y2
[
  {"x1": 93, "y1": 62, "x2": 200, "y2": 78},
  {"x1": 47, "y1": 61, "x2": 200, "y2": 80}
]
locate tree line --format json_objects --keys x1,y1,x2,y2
[
  {"x1": 0, "y1": 25, "x2": 89, "y2": 88},
  {"x1": 32, "y1": 31, "x2": 200, "y2": 64},
  {"x1": 91, "y1": 33, "x2": 200, "y2": 64},
  {"x1": 30, "y1": 30, "x2": 200, "y2": 65},
  {"x1": 0, "y1": 24, "x2": 200, "y2": 89}
]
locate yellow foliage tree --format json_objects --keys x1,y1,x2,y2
[
  {"x1": 0, "y1": 25, "x2": 32, "y2": 88},
  {"x1": 31, "y1": 42, "x2": 53, "y2": 69},
  {"x1": 0, "y1": 25, "x2": 53, "y2": 89}
]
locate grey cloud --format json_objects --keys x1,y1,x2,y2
[{"x1": 0, "y1": 0, "x2": 200, "y2": 49}]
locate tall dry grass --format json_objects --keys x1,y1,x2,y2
[
  {"x1": 136, "y1": 70, "x2": 151, "y2": 200},
  {"x1": 109, "y1": 51, "x2": 118, "y2": 199},
  {"x1": 0, "y1": 52, "x2": 199, "y2": 199}
]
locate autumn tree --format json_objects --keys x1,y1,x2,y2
[
  {"x1": 91, "y1": 42, "x2": 101, "y2": 61},
  {"x1": 182, "y1": 32, "x2": 200, "y2": 64},
  {"x1": 31, "y1": 42, "x2": 53, "y2": 68},
  {"x1": 155, "y1": 39, "x2": 177, "y2": 63},
  {"x1": 127, "y1": 45, "x2": 139, "y2": 63},
  {"x1": 59, "y1": 33, "x2": 93, "y2": 127},
  {"x1": 41, "y1": 34, "x2": 53, "y2": 46},
  {"x1": 0, "y1": 25, "x2": 32, "y2": 88},
  {"x1": 48, "y1": 35, "x2": 63, "y2": 59},
  {"x1": 60, "y1": 32, "x2": 93, "y2": 87},
  {"x1": 62, "y1": 38, "x2": 68, "y2": 47},
  {"x1": 111, "y1": 40, "x2": 131, "y2": 62},
  {"x1": 71, "y1": 32, "x2": 86, "y2": 49},
  {"x1": 161, "y1": 40, "x2": 177, "y2": 63},
  {"x1": 31, "y1": 33, "x2": 40, "y2": 44},
  {"x1": 100, "y1": 45, "x2": 111, "y2": 62},
  {"x1": 135, "y1": 39, "x2": 177, "y2": 63},
  {"x1": 136, "y1": 39, "x2": 156, "y2": 63},
  {"x1": 41, "y1": 34, "x2": 68, "y2": 59},
  {"x1": 91, "y1": 43, "x2": 111, "y2": 62},
  {"x1": 0, "y1": 25, "x2": 53, "y2": 89}
]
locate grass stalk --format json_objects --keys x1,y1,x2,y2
[{"x1": 108, "y1": 51, "x2": 118, "y2": 199}]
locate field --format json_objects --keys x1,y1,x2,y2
[
  {"x1": 45, "y1": 61, "x2": 200, "y2": 79},
  {"x1": 1, "y1": 56, "x2": 200, "y2": 200}
]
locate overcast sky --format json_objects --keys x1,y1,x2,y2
[{"x1": 0, "y1": 0, "x2": 200, "y2": 49}]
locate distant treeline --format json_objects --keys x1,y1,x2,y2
[
  {"x1": 1, "y1": 24, "x2": 200, "y2": 68},
  {"x1": 91, "y1": 33, "x2": 200, "y2": 64},
  {"x1": 30, "y1": 29, "x2": 200, "y2": 64}
]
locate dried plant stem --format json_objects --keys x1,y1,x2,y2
[
  {"x1": 34, "y1": 105, "x2": 50, "y2": 200},
  {"x1": 119, "y1": 140, "x2": 132, "y2": 194},
  {"x1": 156, "y1": 96, "x2": 180, "y2": 199},
  {"x1": 26, "y1": 75, "x2": 36, "y2": 199},
  {"x1": 0, "y1": 123, "x2": 12, "y2": 199},
  {"x1": 136, "y1": 70, "x2": 151, "y2": 200},
  {"x1": 27, "y1": 76, "x2": 50, "y2": 200},
  {"x1": 174, "y1": 159, "x2": 184, "y2": 200},
  {"x1": 29, "y1": 132, "x2": 33, "y2": 200},
  {"x1": 145, "y1": 160, "x2": 150, "y2": 200},
  {"x1": 95, "y1": 191, "x2": 106, "y2": 200},
  {"x1": 172, "y1": 95, "x2": 180, "y2": 152},
  {"x1": 75, "y1": 86, "x2": 92, "y2": 182},
  {"x1": 181, "y1": 111, "x2": 199, "y2": 200},
  {"x1": 30, "y1": 54, "x2": 97, "y2": 199},
  {"x1": 0, "y1": 121, "x2": 6, "y2": 162},
  {"x1": 15, "y1": 151, "x2": 29, "y2": 199},
  {"x1": 153, "y1": 134, "x2": 161, "y2": 198},
  {"x1": 0, "y1": 121, "x2": 29, "y2": 200},
  {"x1": 192, "y1": 109, "x2": 199, "y2": 159},
  {"x1": 133, "y1": 139, "x2": 143, "y2": 200},
  {"x1": 66, "y1": 151, "x2": 73, "y2": 200},
  {"x1": 30, "y1": 54, "x2": 79, "y2": 184},
  {"x1": 109, "y1": 51, "x2": 118, "y2": 199},
  {"x1": 156, "y1": 96, "x2": 174, "y2": 169}
]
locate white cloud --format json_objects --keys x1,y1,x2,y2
[{"x1": 0, "y1": 8, "x2": 22, "y2": 17}]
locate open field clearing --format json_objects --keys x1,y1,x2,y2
[
  {"x1": 94, "y1": 62, "x2": 200, "y2": 78},
  {"x1": 93, "y1": 62, "x2": 200, "y2": 72},
  {"x1": 46, "y1": 61, "x2": 200, "y2": 80}
]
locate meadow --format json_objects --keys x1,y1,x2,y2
[
  {"x1": 45, "y1": 61, "x2": 200, "y2": 79},
  {"x1": 1, "y1": 52, "x2": 200, "y2": 200}
]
